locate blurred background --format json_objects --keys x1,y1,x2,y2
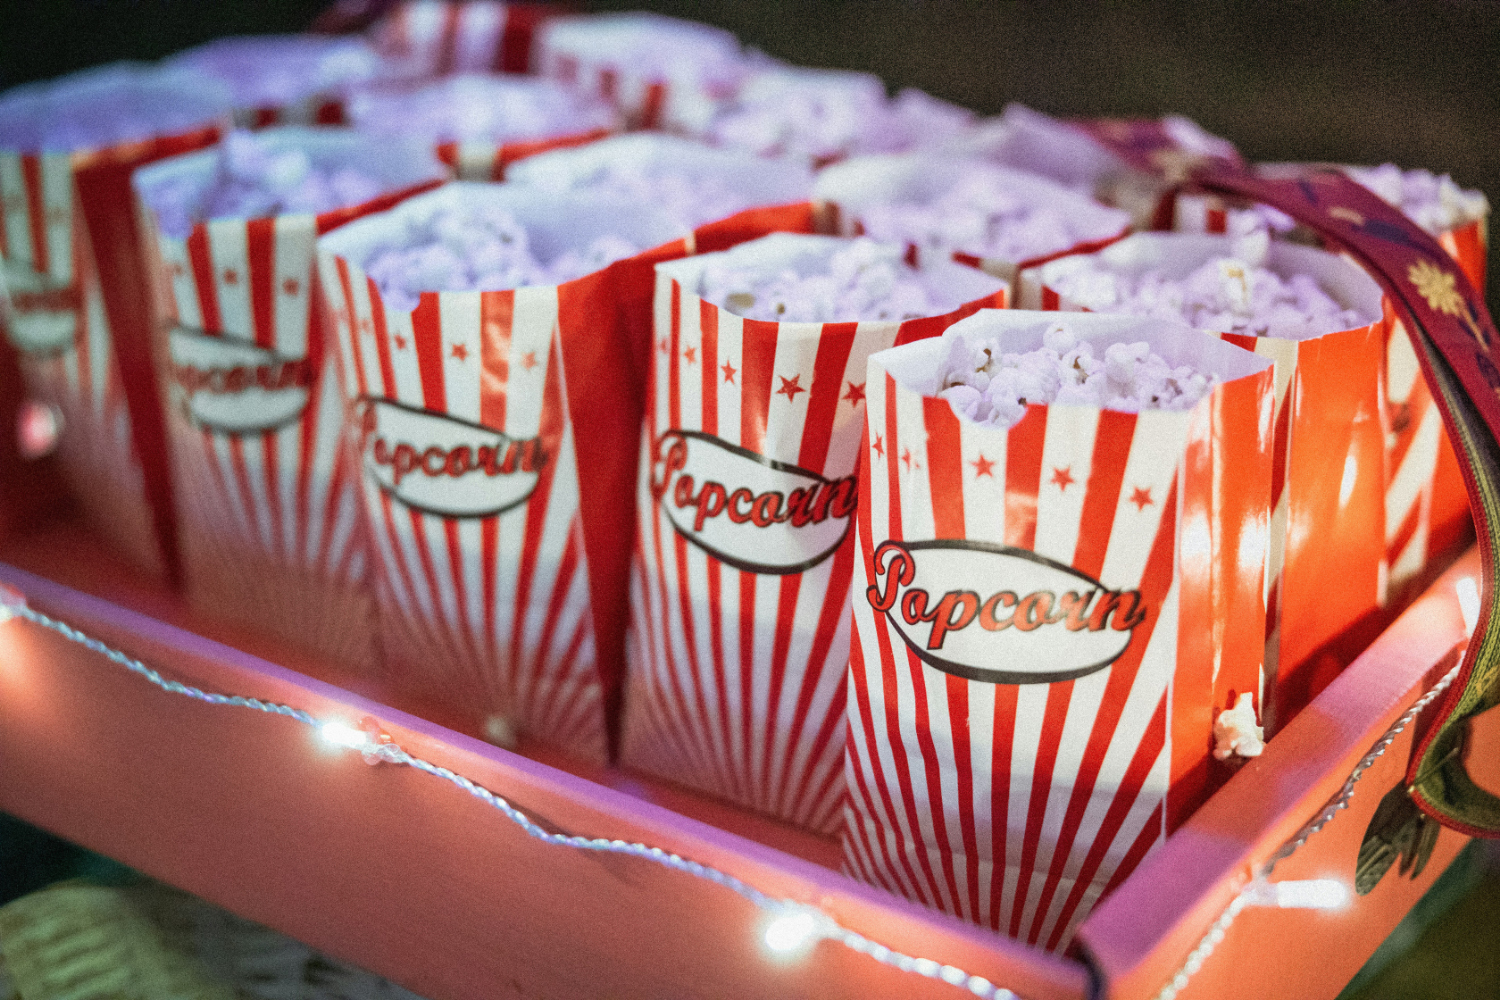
[
  {"x1": 1, "y1": 0, "x2": 1497, "y2": 314},
  {"x1": 0, "y1": 3, "x2": 1498, "y2": 998}
]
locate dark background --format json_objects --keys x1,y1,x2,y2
[
  {"x1": 0, "y1": 3, "x2": 1498, "y2": 997},
  {"x1": 0, "y1": 1, "x2": 1495, "y2": 319}
]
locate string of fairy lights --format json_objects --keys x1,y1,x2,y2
[{"x1": 2, "y1": 575, "x2": 1467, "y2": 999}]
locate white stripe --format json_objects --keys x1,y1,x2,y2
[
  {"x1": 0, "y1": 154, "x2": 29, "y2": 268},
  {"x1": 1032, "y1": 406, "x2": 1099, "y2": 565},
  {"x1": 1098, "y1": 409, "x2": 1187, "y2": 588},
  {"x1": 41, "y1": 153, "x2": 73, "y2": 282},
  {"x1": 206, "y1": 219, "x2": 252, "y2": 338},
  {"x1": 272, "y1": 214, "x2": 316, "y2": 358},
  {"x1": 1386, "y1": 404, "x2": 1441, "y2": 542}
]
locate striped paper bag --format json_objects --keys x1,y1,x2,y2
[
  {"x1": 502, "y1": 133, "x2": 815, "y2": 254},
  {"x1": 532, "y1": 13, "x2": 746, "y2": 131},
  {"x1": 165, "y1": 35, "x2": 382, "y2": 129},
  {"x1": 0, "y1": 66, "x2": 230, "y2": 579},
  {"x1": 847, "y1": 310, "x2": 1273, "y2": 951},
  {"x1": 623, "y1": 234, "x2": 1006, "y2": 832},
  {"x1": 346, "y1": 75, "x2": 620, "y2": 182},
  {"x1": 812, "y1": 154, "x2": 1131, "y2": 295},
  {"x1": 134, "y1": 128, "x2": 446, "y2": 671},
  {"x1": 1023, "y1": 233, "x2": 1387, "y2": 732},
  {"x1": 318, "y1": 184, "x2": 689, "y2": 760},
  {"x1": 370, "y1": 1, "x2": 556, "y2": 78}
]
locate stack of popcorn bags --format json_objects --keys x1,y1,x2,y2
[{"x1": 0, "y1": 0, "x2": 1490, "y2": 961}]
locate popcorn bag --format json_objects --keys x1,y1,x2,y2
[
  {"x1": 0, "y1": 64, "x2": 231, "y2": 579},
  {"x1": 370, "y1": 1, "x2": 556, "y2": 78},
  {"x1": 1023, "y1": 233, "x2": 1386, "y2": 731},
  {"x1": 346, "y1": 74, "x2": 620, "y2": 182},
  {"x1": 166, "y1": 35, "x2": 382, "y2": 128},
  {"x1": 1166, "y1": 168, "x2": 1488, "y2": 596},
  {"x1": 845, "y1": 310, "x2": 1274, "y2": 951},
  {"x1": 134, "y1": 127, "x2": 447, "y2": 671},
  {"x1": 317, "y1": 184, "x2": 689, "y2": 760},
  {"x1": 532, "y1": 13, "x2": 746, "y2": 131},
  {"x1": 812, "y1": 154, "x2": 1131, "y2": 293},
  {"x1": 622, "y1": 235, "x2": 1006, "y2": 831},
  {"x1": 502, "y1": 133, "x2": 816, "y2": 254}
]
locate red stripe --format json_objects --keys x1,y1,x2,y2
[
  {"x1": 900, "y1": 642, "x2": 967, "y2": 914},
  {"x1": 20, "y1": 155, "x2": 47, "y2": 275},
  {"x1": 297, "y1": 284, "x2": 329, "y2": 567},
  {"x1": 1045, "y1": 700, "x2": 1169, "y2": 950},
  {"x1": 227, "y1": 435, "x2": 265, "y2": 545},
  {"x1": 700, "y1": 298, "x2": 718, "y2": 434},
  {"x1": 482, "y1": 515, "x2": 499, "y2": 667},
  {"x1": 1269, "y1": 371, "x2": 1293, "y2": 511},
  {"x1": 776, "y1": 540, "x2": 854, "y2": 816},
  {"x1": 407, "y1": 509, "x2": 462, "y2": 666},
  {"x1": 530, "y1": 521, "x2": 582, "y2": 699},
  {"x1": 510, "y1": 341, "x2": 566, "y2": 678},
  {"x1": 739, "y1": 319, "x2": 780, "y2": 454},
  {"x1": 1029, "y1": 476, "x2": 1179, "y2": 941},
  {"x1": 1008, "y1": 678, "x2": 1075, "y2": 938},
  {"x1": 436, "y1": 0, "x2": 464, "y2": 73},
  {"x1": 187, "y1": 225, "x2": 222, "y2": 333},
  {"x1": 922, "y1": 397, "x2": 967, "y2": 536},
  {"x1": 261, "y1": 431, "x2": 284, "y2": 561},
  {"x1": 315, "y1": 438, "x2": 348, "y2": 573},
  {"x1": 1071, "y1": 410, "x2": 1136, "y2": 579},
  {"x1": 246, "y1": 217, "x2": 276, "y2": 351},
  {"x1": 988, "y1": 685, "x2": 1019, "y2": 930},
  {"x1": 737, "y1": 567, "x2": 759, "y2": 799},
  {"x1": 639, "y1": 81, "x2": 667, "y2": 130},
  {"x1": 411, "y1": 294, "x2": 447, "y2": 411},
  {"x1": 946, "y1": 672, "x2": 980, "y2": 922},
  {"x1": 1387, "y1": 489, "x2": 1425, "y2": 566},
  {"x1": 651, "y1": 491, "x2": 713, "y2": 777},
  {"x1": 1206, "y1": 206, "x2": 1228, "y2": 234},
  {"x1": 1004, "y1": 407, "x2": 1046, "y2": 549},
  {"x1": 335, "y1": 258, "x2": 368, "y2": 397},
  {"x1": 758, "y1": 574, "x2": 803, "y2": 806},
  {"x1": 798, "y1": 322, "x2": 858, "y2": 470},
  {"x1": 1099, "y1": 799, "x2": 1166, "y2": 901},
  {"x1": 1041, "y1": 286, "x2": 1060, "y2": 311},
  {"x1": 369, "y1": 276, "x2": 398, "y2": 397},
  {"x1": 479, "y1": 290, "x2": 514, "y2": 429},
  {"x1": 599, "y1": 67, "x2": 618, "y2": 103}
]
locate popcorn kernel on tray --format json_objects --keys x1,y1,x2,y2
[
  {"x1": 699, "y1": 237, "x2": 958, "y2": 323},
  {"x1": 935, "y1": 319, "x2": 1215, "y2": 428}
]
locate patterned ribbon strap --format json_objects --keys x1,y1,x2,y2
[{"x1": 1189, "y1": 166, "x2": 1500, "y2": 837}]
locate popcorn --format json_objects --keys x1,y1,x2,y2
[
  {"x1": 1044, "y1": 238, "x2": 1364, "y2": 340},
  {"x1": 147, "y1": 130, "x2": 387, "y2": 238},
  {"x1": 935, "y1": 319, "x2": 1216, "y2": 428},
  {"x1": 702, "y1": 66, "x2": 972, "y2": 165},
  {"x1": 362, "y1": 204, "x2": 639, "y2": 310},
  {"x1": 859, "y1": 169, "x2": 1122, "y2": 264},
  {"x1": 166, "y1": 35, "x2": 381, "y2": 111},
  {"x1": 1344, "y1": 163, "x2": 1490, "y2": 235},
  {"x1": 347, "y1": 74, "x2": 618, "y2": 143},
  {"x1": 1213, "y1": 692, "x2": 1265, "y2": 760},
  {"x1": 503, "y1": 134, "x2": 813, "y2": 231},
  {"x1": 0, "y1": 63, "x2": 228, "y2": 153},
  {"x1": 699, "y1": 237, "x2": 958, "y2": 323}
]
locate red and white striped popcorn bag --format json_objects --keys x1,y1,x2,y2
[
  {"x1": 0, "y1": 64, "x2": 231, "y2": 579},
  {"x1": 1023, "y1": 233, "x2": 1387, "y2": 732},
  {"x1": 370, "y1": 1, "x2": 556, "y2": 78},
  {"x1": 133, "y1": 127, "x2": 446, "y2": 671},
  {"x1": 318, "y1": 184, "x2": 690, "y2": 760},
  {"x1": 812, "y1": 154, "x2": 1131, "y2": 296},
  {"x1": 623, "y1": 235, "x2": 1006, "y2": 831},
  {"x1": 846, "y1": 310, "x2": 1274, "y2": 951},
  {"x1": 165, "y1": 35, "x2": 383, "y2": 129},
  {"x1": 532, "y1": 13, "x2": 746, "y2": 131},
  {"x1": 1167, "y1": 173, "x2": 1485, "y2": 591},
  {"x1": 502, "y1": 132, "x2": 816, "y2": 255},
  {"x1": 346, "y1": 74, "x2": 620, "y2": 182}
]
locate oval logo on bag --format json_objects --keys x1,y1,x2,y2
[
  {"x1": 650, "y1": 429, "x2": 857, "y2": 575},
  {"x1": 867, "y1": 539, "x2": 1148, "y2": 684},
  {"x1": 168, "y1": 326, "x2": 314, "y2": 433},
  {"x1": 1, "y1": 263, "x2": 79, "y2": 355},
  {"x1": 355, "y1": 398, "x2": 546, "y2": 518}
]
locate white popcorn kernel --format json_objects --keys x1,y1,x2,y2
[
  {"x1": 347, "y1": 73, "x2": 618, "y2": 144},
  {"x1": 363, "y1": 204, "x2": 639, "y2": 309},
  {"x1": 1049, "y1": 244, "x2": 1363, "y2": 341},
  {"x1": 1343, "y1": 163, "x2": 1489, "y2": 235},
  {"x1": 1212, "y1": 692, "x2": 1265, "y2": 760},
  {"x1": 702, "y1": 237, "x2": 957, "y2": 324},
  {"x1": 937, "y1": 322, "x2": 1217, "y2": 429}
]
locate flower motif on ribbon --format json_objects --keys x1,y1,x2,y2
[{"x1": 1408, "y1": 259, "x2": 1465, "y2": 318}]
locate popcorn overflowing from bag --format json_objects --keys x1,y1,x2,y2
[
  {"x1": 698, "y1": 237, "x2": 958, "y2": 322},
  {"x1": 936, "y1": 320, "x2": 1216, "y2": 427},
  {"x1": 362, "y1": 204, "x2": 639, "y2": 309}
]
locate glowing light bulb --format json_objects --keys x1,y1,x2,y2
[
  {"x1": 16, "y1": 400, "x2": 61, "y2": 460},
  {"x1": 762, "y1": 905, "x2": 825, "y2": 958},
  {"x1": 0, "y1": 585, "x2": 26, "y2": 624},
  {"x1": 320, "y1": 720, "x2": 372, "y2": 750},
  {"x1": 1242, "y1": 877, "x2": 1349, "y2": 911},
  {"x1": 1457, "y1": 577, "x2": 1480, "y2": 636}
]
